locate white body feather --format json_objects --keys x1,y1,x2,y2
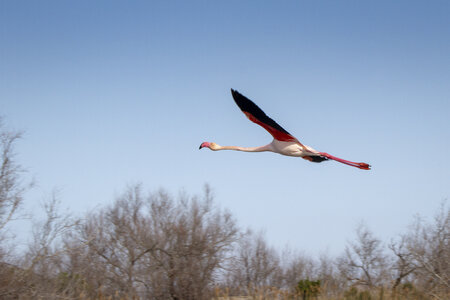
[{"x1": 270, "y1": 140, "x2": 319, "y2": 157}]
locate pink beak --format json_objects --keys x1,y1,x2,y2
[{"x1": 199, "y1": 142, "x2": 211, "y2": 149}]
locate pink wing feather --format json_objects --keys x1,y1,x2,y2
[{"x1": 231, "y1": 89, "x2": 304, "y2": 146}]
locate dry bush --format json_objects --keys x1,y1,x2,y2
[
  {"x1": 62, "y1": 184, "x2": 239, "y2": 299},
  {"x1": 226, "y1": 230, "x2": 283, "y2": 297},
  {"x1": 403, "y1": 202, "x2": 450, "y2": 298},
  {"x1": 337, "y1": 224, "x2": 389, "y2": 289},
  {"x1": 0, "y1": 119, "x2": 33, "y2": 298},
  {"x1": 0, "y1": 119, "x2": 29, "y2": 233}
]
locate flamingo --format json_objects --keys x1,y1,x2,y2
[{"x1": 199, "y1": 89, "x2": 371, "y2": 170}]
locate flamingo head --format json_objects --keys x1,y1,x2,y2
[{"x1": 199, "y1": 142, "x2": 219, "y2": 150}]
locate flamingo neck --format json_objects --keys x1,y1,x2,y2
[{"x1": 217, "y1": 144, "x2": 272, "y2": 153}]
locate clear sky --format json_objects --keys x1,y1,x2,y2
[{"x1": 1, "y1": 1, "x2": 449, "y2": 255}]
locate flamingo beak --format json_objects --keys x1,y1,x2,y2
[{"x1": 199, "y1": 142, "x2": 211, "y2": 149}]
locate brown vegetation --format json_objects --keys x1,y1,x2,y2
[{"x1": 0, "y1": 121, "x2": 449, "y2": 299}]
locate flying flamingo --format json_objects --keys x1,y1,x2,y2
[{"x1": 199, "y1": 89, "x2": 371, "y2": 170}]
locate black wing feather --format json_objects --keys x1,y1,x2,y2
[{"x1": 230, "y1": 89, "x2": 294, "y2": 137}]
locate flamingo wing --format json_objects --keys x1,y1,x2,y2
[{"x1": 231, "y1": 89, "x2": 302, "y2": 144}]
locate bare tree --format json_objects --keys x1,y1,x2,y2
[
  {"x1": 0, "y1": 119, "x2": 32, "y2": 235},
  {"x1": 26, "y1": 193, "x2": 80, "y2": 297},
  {"x1": 64, "y1": 184, "x2": 238, "y2": 299},
  {"x1": 281, "y1": 248, "x2": 315, "y2": 291},
  {"x1": 0, "y1": 192, "x2": 79, "y2": 299},
  {"x1": 316, "y1": 252, "x2": 344, "y2": 297},
  {"x1": 68, "y1": 184, "x2": 153, "y2": 298},
  {"x1": 388, "y1": 235, "x2": 416, "y2": 292},
  {"x1": 143, "y1": 185, "x2": 239, "y2": 300},
  {"x1": 0, "y1": 119, "x2": 33, "y2": 298},
  {"x1": 226, "y1": 230, "x2": 282, "y2": 297},
  {"x1": 404, "y1": 202, "x2": 450, "y2": 298},
  {"x1": 337, "y1": 223, "x2": 388, "y2": 289}
]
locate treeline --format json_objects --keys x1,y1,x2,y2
[{"x1": 0, "y1": 121, "x2": 449, "y2": 299}]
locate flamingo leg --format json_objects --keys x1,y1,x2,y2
[{"x1": 319, "y1": 152, "x2": 371, "y2": 170}]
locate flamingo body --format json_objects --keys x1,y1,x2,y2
[
  {"x1": 199, "y1": 89, "x2": 370, "y2": 170},
  {"x1": 270, "y1": 140, "x2": 318, "y2": 158}
]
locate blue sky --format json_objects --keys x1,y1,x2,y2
[{"x1": 1, "y1": 1, "x2": 449, "y2": 255}]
